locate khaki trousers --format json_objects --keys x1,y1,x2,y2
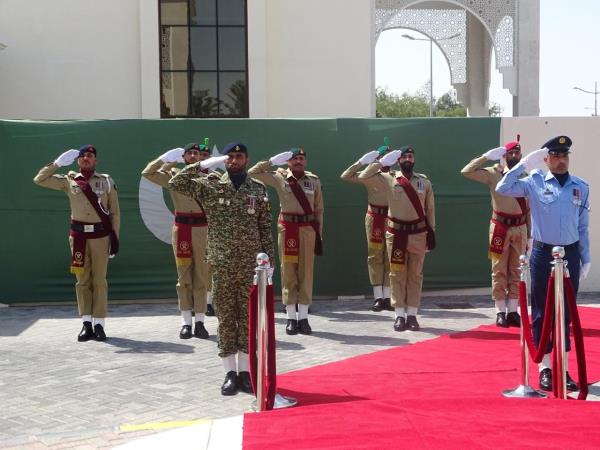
[
  {"x1": 365, "y1": 214, "x2": 390, "y2": 286},
  {"x1": 172, "y1": 225, "x2": 211, "y2": 313},
  {"x1": 489, "y1": 223, "x2": 527, "y2": 301},
  {"x1": 386, "y1": 232, "x2": 426, "y2": 309},
  {"x1": 278, "y1": 224, "x2": 315, "y2": 305},
  {"x1": 69, "y1": 235, "x2": 110, "y2": 318}
]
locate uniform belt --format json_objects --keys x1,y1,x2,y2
[
  {"x1": 368, "y1": 204, "x2": 388, "y2": 216},
  {"x1": 281, "y1": 213, "x2": 315, "y2": 223},
  {"x1": 70, "y1": 223, "x2": 104, "y2": 233},
  {"x1": 387, "y1": 217, "x2": 426, "y2": 232},
  {"x1": 533, "y1": 240, "x2": 579, "y2": 251},
  {"x1": 175, "y1": 215, "x2": 207, "y2": 225},
  {"x1": 492, "y1": 212, "x2": 527, "y2": 226}
]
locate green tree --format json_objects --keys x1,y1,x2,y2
[{"x1": 376, "y1": 87, "x2": 429, "y2": 118}]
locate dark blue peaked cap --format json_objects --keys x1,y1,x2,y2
[
  {"x1": 222, "y1": 142, "x2": 248, "y2": 155},
  {"x1": 542, "y1": 136, "x2": 572, "y2": 154},
  {"x1": 78, "y1": 144, "x2": 96, "y2": 157}
]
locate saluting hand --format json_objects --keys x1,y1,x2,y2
[
  {"x1": 54, "y1": 149, "x2": 80, "y2": 167},
  {"x1": 269, "y1": 151, "x2": 293, "y2": 166},
  {"x1": 159, "y1": 147, "x2": 185, "y2": 163},
  {"x1": 483, "y1": 146, "x2": 506, "y2": 161},
  {"x1": 379, "y1": 149, "x2": 402, "y2": 167},
  {"x1": 522, "y1": 148, "x2": 548, "y2": 172},
  {"x1": 359, "y1": 150, "x2": 379, "y2": 166},
  {"x1": 200, "y1": 155, "x2": 228, "y2": 169}
]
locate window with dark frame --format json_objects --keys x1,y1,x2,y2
[{"x1": 159, "y1": 0, "x2": 248, "y2": 118}]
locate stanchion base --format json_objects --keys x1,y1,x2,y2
[
  {"x1": 251, "y1": 393, "x2": 298, "y2": 411},
  {"x1": 502, "y1": 385, "x2": 547, "y2": 398}
]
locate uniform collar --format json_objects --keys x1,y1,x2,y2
[
  {"x1": 544, "y1": 170, "x2": 572, "y2": 186},
  {"x1": 74, "y1": 171, "x2": 98, "y2": 180},
  {"x1": 285, "y1": 167, "x2": 307, "y2": 181}
]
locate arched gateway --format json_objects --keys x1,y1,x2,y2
[{"x1": 375, "y1": 0, "x2": 540, "y2": 116}]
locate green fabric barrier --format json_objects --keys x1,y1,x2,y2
[{"x1": 0, "y1": 117, "x2": 500, "y2": 303}]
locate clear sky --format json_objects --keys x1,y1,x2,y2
[{"x1": 375, "y1": 0, "x2": 600, "y2": 117}]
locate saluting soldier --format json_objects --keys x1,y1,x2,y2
[
  {"x1": 248, "y1": 148, "x2": 324, "y2": 336},
  {"x1": 142, "y1": 141, "x2": 213, "y2": 340},
  {"x1": 168, "y1": 142, "x2": 275, "y2": 396},
  {"x1": 497, "y1": 136, "x2": 590, "y2": 392},
  {"x1": 340, "y1": 143, "x2": 393, "y2": 312},
  {"x1": 359, "y1": 146, "x2": 435, "y2": 332},
  {"x1": 461, "y1": 138, "x2": 531, "y2": 328},
  {"x1": 33, "y1": 145, "x2": 120, "y2": 341}
]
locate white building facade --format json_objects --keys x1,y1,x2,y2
[{"x1": 0, "y1": 0, "x2": 538, "y2": 120}]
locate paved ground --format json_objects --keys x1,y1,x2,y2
[{"x1": 1, "y1": 292, "x2": 599, "y2": 449}]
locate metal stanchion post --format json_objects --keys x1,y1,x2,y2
[
  {"x1": 503, "y1": 254, "x2": 546, "y2": 398},
  {"x1": 251, "y1": 253, "x2": 297, "y2": 411},
  {"x1": 552, "y1": 246, "x2": 567, "y2": 399}
]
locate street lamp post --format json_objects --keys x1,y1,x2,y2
[
  {"x1": 402, "y1": 32, "x2": 460, "y2": 117},
  {"x1": 573, "y1": 82, "x2": 598, "y2": 116}
]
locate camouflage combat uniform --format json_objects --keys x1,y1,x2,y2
[{"x1": 168, "y1": 163, "x2": 275, "y2": 357}]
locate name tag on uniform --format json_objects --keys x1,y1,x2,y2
[
  {"x1": 302, "y1": 180, "x2": 314, "y2": 194},
  {"x1": 543, "y1": 188, "x2": 553, "y2": 195},
  {"x1": 572, "y1": 188, "x2": 582, "y2": 206},
  {"x1": 416, "y1": 179, "x2": 425, "y2": 194}
]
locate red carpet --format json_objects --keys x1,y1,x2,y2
[{"x1": 243, "y1": 306, "x2": 600, "y2": 449}]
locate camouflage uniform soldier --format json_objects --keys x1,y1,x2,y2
[
  {"x1": 142, "y1": 141, "x2": 213, "y2": 339},
  {"x1": 169, "y1": 142, "x2": 275, "y2": 396},
  {"x1": 359, "y1": 146, "x2": 435, "y2": 332},
  {"x1": 33, "y1": 145, "x2": 120, "y2": 341},
  {"x1": 340, "y1": 144, "x2": 393, "y2": 312},
  {"x1": 461, "y1": 139, "x2": 530, "y2": 328},
  {"x1": 248, "y1": 148, "x2": 324, "y2": 336}
]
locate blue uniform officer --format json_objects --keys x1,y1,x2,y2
[{"x1": 496, "y1": 135, "x2": 590, "y2": 392}]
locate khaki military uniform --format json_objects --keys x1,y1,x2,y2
[
  {"x1": 142, "y1": 158, "x2": 212, "y2": 314},
  {"x1": 359, "y1": 163, "x2": 435, "y2": 309},
  {"x1": 34, "y1": 164, "x2": 120, "y2": 318},
  {"x1": 461, "y1": 156, "x2": 530, "y2": 302},
  {"x1": 168, "y1": 165, "x2": 274, "y2": 357},
  {"x1": 340, "y1": 160, "x2": 390, "y2": 287},
  {"x1": 248, "y1": 162, "x2": 323, "y2": 306}
]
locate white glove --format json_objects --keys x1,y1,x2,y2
[
  {"x1": 269, "y1": 151, "x2": 293, "y2": 166},
  {"x1": 379, "y1": 149, "x2": 402, "y2": 167},
  {"x1": 522, "y1": 148, "x2": 548, "y2": 172},
  {"x1": 159, "y1": 147, "x2": 184, "y2": 163},
  {"x1": 580, "y1": 262, "x2": 591, "y2": 281},
  {"x1": 200, "y1": 155, "x2": 228, "y2": 169},
  {"x1": 527, "y1": 238, "x2": 533, "y2": 256},
  {"x1": 483, "y1": 146, "x2": 506, "y2": 161},
  {"x1": 359, "y1": 150, "x2": 379, "y2": 166},
  {"x1": 54, "y1": 149, "x2": 80, "y2": 167}
]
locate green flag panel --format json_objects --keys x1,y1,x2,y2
[{"x1": 0, "y1": 118, "x2": 500, "y2": 303}]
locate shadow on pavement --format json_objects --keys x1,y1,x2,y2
[{"x1": 105, "y1": 337, "x2": 196, "y2": 353}]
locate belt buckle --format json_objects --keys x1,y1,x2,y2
[{"x1": 84, "y1": 224, "x2": 94, "y2": 233}]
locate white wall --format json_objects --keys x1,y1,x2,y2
[
  {"x1": 501, "y1": 116, "x2": 600, "y2": 291},
  {"x1": 249, "y1": 0, "x2": 374, "y2": 118},
  {"x1": 0, "y1": 0, "x2": 149, "y2": 120}
]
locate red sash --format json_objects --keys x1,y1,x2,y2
[
  {"x1": 174, "y1": 212, "x2": 207, "y2": 266},
  {"x1": 398, "y1": 177, "x2": 436, "y2": 250},
  {"x1": 367, "y1": 203, "x2": 388, "y2": 250},
  {"x1": 488, "y1": 197, "x2": 528, "y2": 258},
  {"x1": 69, "y1": 220, "x2": 109, "y2": 274},
  {"x1": 287, "y1": 177, "x2": 323, "y2": 256},
  {"x1": 278, "y1": 215, "x2": 311, "y2": 263},
  {"x1": 69, "y1": 178, "x2": 118, "y2": 274}
]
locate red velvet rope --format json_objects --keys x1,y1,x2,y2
[
  {"x1": 248, "y1": 284, "x2": 277, "y2": 410},
  {"x1": 518, "y1": 276, "x2": 555, "y2": 363},
  {"x1": 564, "y1": 277, "x2": 588, "y2": 400}
]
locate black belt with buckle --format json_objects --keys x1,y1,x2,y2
[
  {"x1": 175, "y1": 216, "x2": 207, "y2": 225},
  {"x1": 281, "y1": 214, "x2": 315, "y2": 223},
  {"x1": 533, "y1": 240, "x2": 579, "y2": 251},
  {"x1": 368, "y1": 204, "x2": 388, "y2": 215},
  {"x1": 70, "y1": 223, "x2": 104, "y2": 233},
  {"x1": 492, "y1": 213, "x2": 526, "y2": 226}
]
